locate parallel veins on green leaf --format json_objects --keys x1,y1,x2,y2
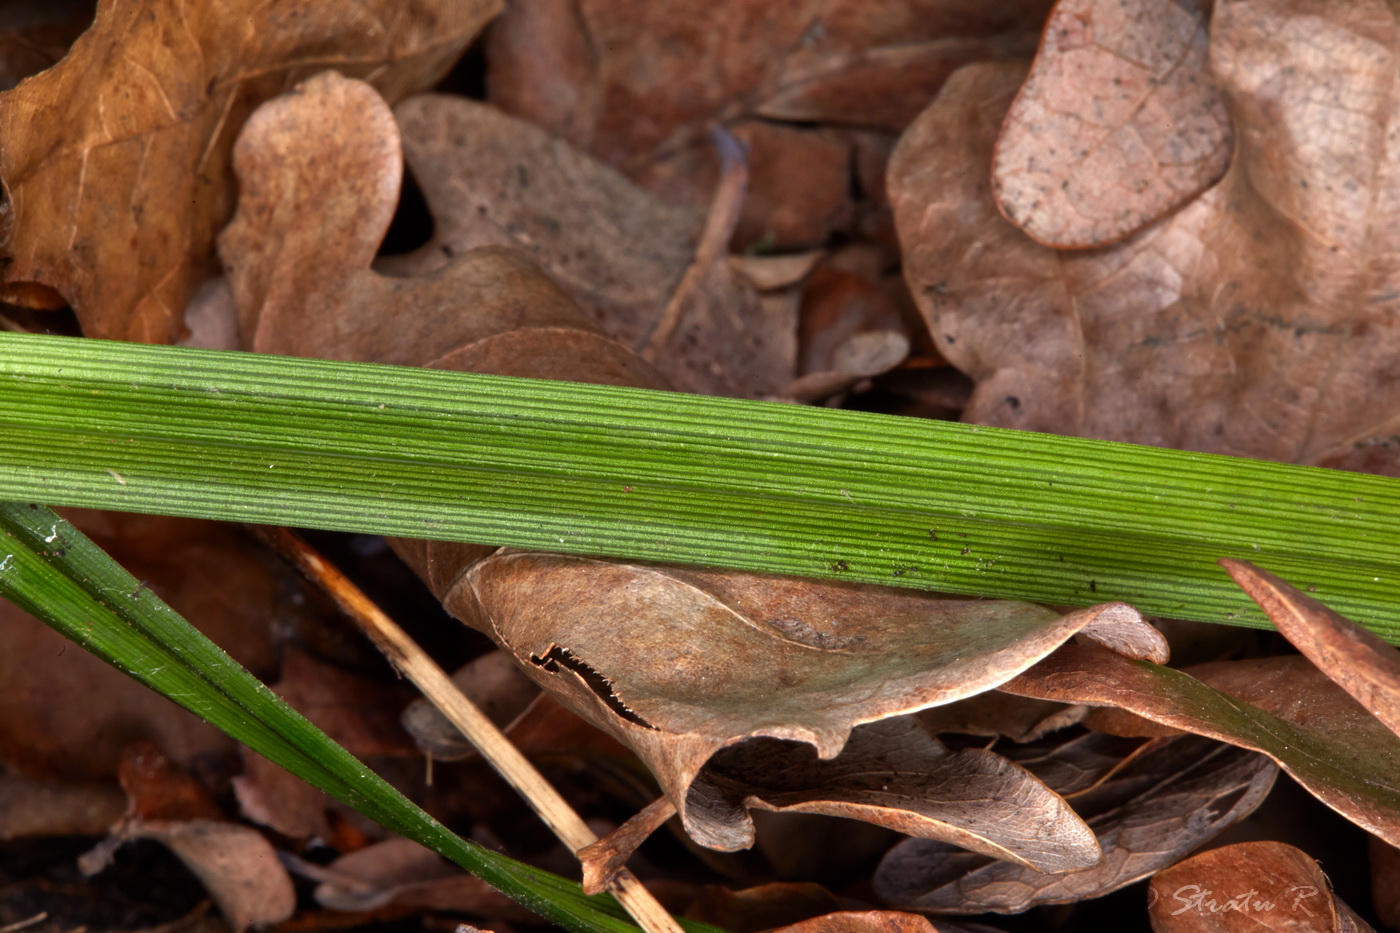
[
  {"x1": 0, "y1": 332, "x2": 1398, "y2": 643},
  {"x1": 0, "y1": 501, "x2": 705, "y2": 933}
]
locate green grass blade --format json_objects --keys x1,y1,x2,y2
[
  {"x1": 1, "y1": 332, "x2": 1398, "y2": 641},
  {"x1": 0, "y1": 501, "x2": 716, "y2": 933}
]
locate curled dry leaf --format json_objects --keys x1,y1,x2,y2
[
  {"x1": 91, "y1": 819, "x2": 296, "y2": 932},
  {"x1": 1001, "y1": 642, "x2": 1400, "y2": 846},
  {"x1": 874, "y1": 736, "x2": 1276, "y2": 913},
  {"x1": 992, "y1": 0, "x2": 1231, "y2": 247},
  {"x1": 389, "y1": 95, "x2": 791, "y2": 398},
  {"x1": 1222, "y1": 559, "x2": 1400, "y2": 740},
  {"x1": 892, "y1": 5, "x2": 1400, "y2": 472},
  {"x1": 0, "y1": 0, "x2": 498, "y2": 343},
  {"x1": 454, "y1": 550, "x2": 1159, "y2": 851},
  {"x1": 1149, "y1": 841, "x2": 1374, "y2": 933}
]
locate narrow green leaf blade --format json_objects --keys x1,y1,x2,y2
[{"x1": 0, "y1": 501, "x2": 710, "y2": 933}]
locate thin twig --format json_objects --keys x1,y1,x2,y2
[
  {"x1": 639, "y1": 125, "x2": 748, "y2": 361},
  {"x1": 255, "y1": 526, "x2": 683, "y2": 933},
  {"x1": 0, "y1": 914, "x2": 48, "y2": 933}
]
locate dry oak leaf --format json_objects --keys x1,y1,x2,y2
[
  {"x1": 1223, "y1": 559, "x2": 1400, "y2": 740},
  {"x1": 388, "y1": 95, "x2": 791, "y2": 398},
  {"x1": 1148, "y1": 840, "x2": 1374, "y2": 933},
  {"x1": 1001, "y1": 642, "x2": 1400, "y2": 847},
  {"x1": 452, "y1": 550, "x2": 1163, "y2": 851},
  {"x1": 219, "y1": 71, "x2": 668, "y2": 398},
  {"x1": 891, "y1": 3, "x2": 1400, "y2": 471},
  {"x1": 873, "y1": 736, "x2": 1277, "y2": 913},
  {"x1": 992, "y1": 0, "x2": 1232, "y2": 248},
  {"x1": 0, "y1": 0, "x2": 498, "y2": 343}
]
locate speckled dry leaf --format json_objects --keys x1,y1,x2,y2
[
  {"x1": 1149, "y1": 841, "x2": 1374, "y2": 933},
  {"x1": 992, "y1": 0, "x2": 1231, "y2": 247},
  {"x1": 388, "y1": 95, "x2": 791, "y2": 398},
  {"x1": 121, "y1": 819, "x2": 296, "y2": 932},
  {"x1": 1001, "y1": 642, "x2": 1400, "y2": 846},
  {"x1": 874, "y1": 736, "x2": 1276, "y2": 913},
  {"x1": 0, "y1": 0, "x2": 497, "y2": 343},
  {"x1": 891, "y1": 3, "x2": 1400, "y2": 471},
  {"x1": 450, "y1": 550, "x2": 1160, "y2": 850},
  {"x1": 1222, "y1": 559, "x2": 1400, "y2": 740}
]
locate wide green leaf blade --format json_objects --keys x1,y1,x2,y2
[{"x1": 1, "y1": 332, "x2": 1398, "y2": 641}]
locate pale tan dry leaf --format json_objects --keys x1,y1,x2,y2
[
  {"x1": 388, "y1": 95, "x2": 792, "y2": 398},
  {"x1": 1001, "y1": 642, "x2": 1400, "y2": 846},
  {"x1": 992, "y1": 0, "x2": 1231, "y2": 248},
  {"x1": 873, "y1": 737, "x2": 1276, "y2": 913},
  {"x1": 891, "y1": 4, "x2": 1400, "y2": 471},
  {"x1": 0, "y1": 0, "x2": 497, "y2": 343},
  {"x1": 1222, "y1": 559, "x2": 1400, "y2": 740},
  {"x1": 115, "y1": 819, "x2": 296, "y2": 932},
  {"x1": 1149, "y1": 840, "x2": 1375, "y2": 933},
  {"x1": 453, "y1": 549, "x2": 1160, "y2": 851}
]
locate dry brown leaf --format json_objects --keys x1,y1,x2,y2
[
  {"x1": 0, "y1": 771, "x2": 126, "y2": 839},
  {"x1": 310, "y1": 837, "x2": 522, "y2": 916},
  {"x1": 452, "y1": 550, "x2": 1160, "y2": 851},
  {"x1": 401, "y1": 650, "x2": 539, "y2": 762},
  {"x1": 874, "y1": 736, "x2": 1276, "y2": 913},
  {"x1": 995, "y1": 729, "x2": 1152, "y2": 798},
  {"x1": 915, "y1": 690, "x2": 1084, "y2": 742},
  {"x1": 992, "y1": 0, "x2": 1231, "y2": 248},
  {"x1": 697, "y1": 716, "x2": 1099, "y2": 872},
  {"x1": 388, "y1": 95, "x2": 791, "y2": 398},
  {"x1": 1149, "y1": 841, "x2": 1374, "y2": 932},
  {"x1": 1222, "y1": 559, "x2": 1400, "y2": 740},
  {"x1": 221, "y1": 72, "x2": 673, "y2": 398},
  {"x1": 486, "y1": 0, "x2": 1052, "y2": 173},
  {"x1": 130, "y1": 820, "x2": 296, "y2": 932},
  {"x1": 117, "y1": 741, "x2": 222, "y2": 823},
  {"x1": 0, "y1": 0, "x2": 497, "y2": 343},
  {"x1": 1001, "y1": 642, "x2": 1400, "y2": 847},
  {"x1": 891, "y1": 7, "x2": 1400, "y2": 471}
]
